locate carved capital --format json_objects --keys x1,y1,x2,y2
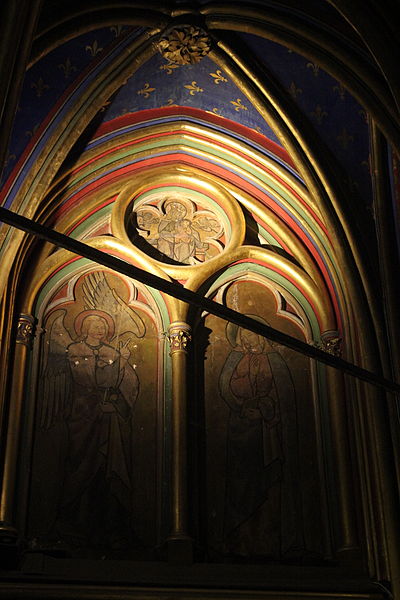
[
  {"x1": 167, "y1": 322, "x2": 192, "y2": 353},
  {"x1": 320, "y1": 332, "x2": 343, "y2": 357},
  {"x1": 16, "y1": 314, "x2": 36, "y2": 347},
  {"x1": 157, "y1": 25, "x2": 211, "y2": 65}
]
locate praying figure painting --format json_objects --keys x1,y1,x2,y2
[
  {"x1": 200, "y1": 280, "x2": 324, "y2": 562},
  {"x1": 219, "y1": 320, "x2": 303, "y2": 558},
  {"x1": 28, "y1": 271, "x2": 159, "y2": 558}
]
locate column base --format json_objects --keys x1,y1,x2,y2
[
  {"x1": 0, "y1": 522, "x2": 21, "y2": 569},
  {"x1": 335, "y1": 546, "x2": 363, "y2": 568},
  {"x1": 166, "y1": 535, "x2": 193, "y2": 565},
  {"x1": 0, "y1": 521, "x2": 18, "y2": 543}
]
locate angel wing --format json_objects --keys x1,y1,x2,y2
[
  {"x1": 82, "y1": 271, "x2": 145, "y2": 338},
  {"x1": 39, "y1": 310, "x2": 72, "y2": 430}
]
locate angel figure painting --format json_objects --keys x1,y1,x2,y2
[{"x1": 28, "y1": 271, "x2": 151, "y2": 557}]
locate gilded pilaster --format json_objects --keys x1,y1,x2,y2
[
  {"x1": 325, "y1": 365, "x2": 359, "y2": 554},
  {"x1": 166, "y1": 321, "x2": 193, "y2": 563},
  {"x1": 0, "y1": 314, "x2": 36, "y2": 541}
]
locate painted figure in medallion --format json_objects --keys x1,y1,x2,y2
[
  {"x1": 156, "y1": 200, "x2": 206, "y2": 263},
  {"x1": 135, "y1": 197, "x2": 223, "y2": 264}
]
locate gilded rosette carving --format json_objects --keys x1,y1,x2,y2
[
  {"x1": 157, "y1": 26, "x2": 211, "y2": 65},
  {"x1": 16, "y1": 314, "x2": 36, "y2": 347},
  {"x1": 167, "y1": 323, "x2": 192, "y2": 353}
]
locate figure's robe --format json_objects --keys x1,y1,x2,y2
[
  {"x1": 219, "y1": 348, "x2": 302, "y2": 557},
  {"x1": 57, "y1": 340, "x2": 139, "y2": 540}
]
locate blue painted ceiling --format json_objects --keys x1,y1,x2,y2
[{"x1": 2, "y1": 23, "x2": 372, "y2": 218}]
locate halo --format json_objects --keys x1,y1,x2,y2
[
  {"x1": 74, "y1": 310, "x2": 115, "y2": 340},
  {"x1": 225, "y1": 314, "x2": 270, "y2": 348},
  {"x1": 162, "y1": 196, "x2": 192, "y2": 217}
]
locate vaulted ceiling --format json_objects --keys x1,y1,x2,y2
[{"x1": 0, "y1": 0, "x2": 399, "y2": 375}]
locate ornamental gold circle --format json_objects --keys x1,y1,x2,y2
[{"x1": 111, "y1": 165, "x2": 246, "y2": 280}]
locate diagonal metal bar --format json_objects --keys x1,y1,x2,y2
[{"x1": 1, "y1": 206, "x2": 399, "y2": 394}]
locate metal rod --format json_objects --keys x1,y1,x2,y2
[{"x1": 1, "y1": 206, "x2": 399, "y2": 394}]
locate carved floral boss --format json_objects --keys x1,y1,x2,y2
[{"x1": 157, "y1": 25, "x2": 211, "y2": 66}]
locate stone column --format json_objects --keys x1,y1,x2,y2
[
  {"x1": 323, "y1": 334, "x2": 359, "y2": 555},
  {"x1": 166, "y1": 321, "x2": 193, "y2": 563},
  {"x1": 0, "y1": 314, "x2": 36, "y2": 542}
]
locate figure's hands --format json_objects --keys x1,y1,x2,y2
[
  {"x1": 259, "y1": 396, "x2": 280, "y2": 426},
  {"x1": 243, "y1": 407, "x2": 262, "y2": 420},
  {"x1": 100, "y1": 401, "x2": 116, "y2": 413},
  {"x1": 119, "y1": 339, "x2": 131, "y2": 361},
  {"x1": 249, "y1": 354, "x2": 260, "y2": 375}
]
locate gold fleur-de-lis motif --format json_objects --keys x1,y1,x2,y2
[
  {"x1": 85, "y1": 40, "x2": 103, "y2": 57},
  {"x1": 212, "y1": 107, "x2": 222, "y2": 115},
  {"x1": 336, "y1": 127, "x2": 354, "y2": 149},
  {"x1": 311, "y1": 104, "x2": 328, "y2": 124},
  {"x1": 58, "y1": 57, "x2": 77, "y2": 79},
  {"x1": 100, "y1": 100, "x2": 111, "y2": 113},
  {"x1": 31, "y1": 77, "x2": 49, "y2": 98},
  {"x1": 25, "y1": 123, "x2": 40, "y2": 138},
  {"x1": 348, "y1": 178, "x2": 359, "y2": 192},
  {"x1": 230, "y1": 98, "x2": 248, "y2": 112},
  {"x1": 361, "y1": 154, "x2": 372, "y2": 174},
  {"x1": 306, "y1": 61, "x2": 320, "y2": 77},
  {"x1": 4, "y1": 152, "x2": 16, "y2": 167},
  {"x1": 359, "y1": 109, "x2": 369, "y2": 123},
  {"x1": 160, "y1": 62, "x2": 180, "y2": 75},
  {"x1": 184, "y1": 81, "x2": 203, "y2": 95},
  {"x1": 110, "y1": 25, "x2": 123, "y2": 37},
  {"x1": 210, "y1": 70, "x2": 228, "y2": 84},
  {"x1": 165, "y1": 98, "x2": 177, "y2": 106},
  {"x1": 333, "y1": 81, "x2": 346, "y2": 100},
  {"x1": 288, "y1": 81, "x2": 302, "y2": 100},
  {"x1": 137, "y1": 83, "x2": 156, "y2": 98}
]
